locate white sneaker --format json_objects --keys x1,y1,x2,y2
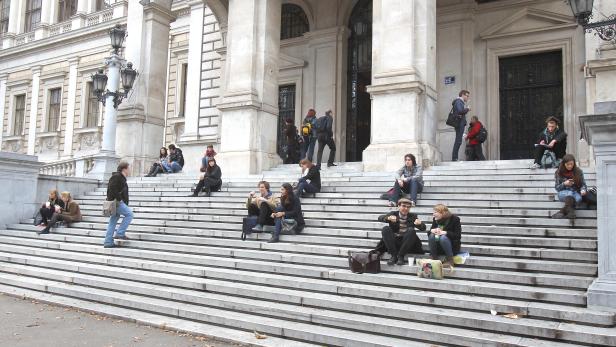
[{"x1": 529, "y1": 163, "x2": 540, "y2": 169}]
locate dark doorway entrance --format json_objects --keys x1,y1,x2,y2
[
  {"x1": 346, "y1": 0, "x2": 372, "y2": 162},
  {"x1": 277, "y1": 84, "x2": 296, "y2": 159},
  {"x1": 499, "y1": 50, "x2": 563, "y2": 159}
]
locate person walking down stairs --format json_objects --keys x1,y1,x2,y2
[
  {"x1": 189, "y1": 158, "x2": 222, "y2": 197},
  {"x1": 551, "y1": 154, "x2": 588, "y2": 219},
  {"x1": 295, "y1": 159, "x2": 321, "y2": 198},
  {"x1": 247, "y1": 181, "x2": 279, "y2": 232},
  {"x1": 37, "y1": 192, "x2": 81, "y2": 235},
  {"x1": 378, "y1": 198, "x2": 426, "y2": 266},
  {"x1": 104, "y1": 162, "x2": 133, "y2": 248},
  {"x1": 269, "y1": 183, "x2": 305, "y2": 243},
  {"x1": 428, "y1": 204, "x2": 462, "y2": 268}
]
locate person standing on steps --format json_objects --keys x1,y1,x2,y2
[
  {"x1": 451, "y1": 90, "x2": 471, "y2": 161},
  {"x1": 295, "y1": 159, "x2": 321, "y2": 198},
  {"x1": 378, "y1": 198, "x2": 426, "y2": 266},
  {"x1": 269, "y1": 183, "x2": 305, "y2": 243},
  {"x1": 283, "y1": 117, "x2": 300, "y2": 164},
  {"x1": 37, "y1": 192, "x2": 81, "y2": 235},
  {"x1": 551, "y1": 154, "x2": 588, "y2": 219},
  {"x1": 530, "y1": 116, "x2": 567, "y2": 169},
  {"x1": 145, "y1": 147, "x2": 168, "y2": 177},
  {"x1": 247, "y1": 181, "x2": 279, "y2": 232},
  {"x1": 301, "y1": 109, "x2": 318, "y2": 161},
  {"x1": 387, "y1": 154, "x2": 423, "y2": 207},
  {"x1": 38, "y1": 189, "x2": 65, "y2": 227},
  {"x1": 104, "y1": 161, "x2": 133, "y2": 248},
  {"x1": 189, "y1": 157, "x2": 222, "y2": 197},
  {"x1": 316, "y1": 110, "x2": 337, "y2": 170},
  {"x1": 428, "y1": 204, "x2": 462, "y2": 268},
  {"x1": 464, "y1": 116, "x2": 486, "y2": 161},
  {"x1": 162, "y1": 144, "x2": 184, "y2": 173}
]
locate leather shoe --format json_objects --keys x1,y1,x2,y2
[
  {"x1": 396, "y1": 257, "x2": 406, "y2": 266},
  {"x1": 267, "y1": 236, "x2": 279, "y2": 243},
  {"x1": 387, "y1": 256, "x2": 397, "y2": 266},
  {"x1": 114, "y1": 235, "x2": 128, "y2": 240}
]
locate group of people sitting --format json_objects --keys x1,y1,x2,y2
[
  {"x1": 145, "y1": 144, "x2": 185, "y2": 177},
  {"x1": 36, "y1": 190, "x2": 82, "y2": 235}
]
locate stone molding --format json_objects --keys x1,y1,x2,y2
[
  {"x1": 479, "y1": 8, "x2": 576, "y2": 40},
  {"x1": 74, "y1": 127, "x2": 103, "y2": 151}
]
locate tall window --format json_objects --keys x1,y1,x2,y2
[
  {"x1": 85, "y1": 82, "x2": 99, "y2": 127},
  {"x1": 47, "y1": 88, "x2": 61, "y2": 132},
  {"x1": 25, "y1": 0, "x2": 42, "y2": 32},
  {"x1": 280, "y1": 4, "x2": 309, "y2": 40},
  {"x1": 277, "y1": 84, "x2": 296, "y2": 158},
  {"x1": 13, "y1": 95, "x2": 26, "y2": 136},
  {"x1": 58, "y1": 0, "x2": 77, "y2": 22},
  {"x1": 178, "y1": 63, "x2": 188, "y2": 116},
  {"x1": 95, "y1": 0, "x2": 110, "y2": 11},
  {"x1": 0, "y1": 0, "x2": 9, "y2": 34}
]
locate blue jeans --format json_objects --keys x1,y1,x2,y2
[
  {"x1": 104, "y1": 202, "x2": 133, "y2": 246},
  {"x1": 297, "y1": 181, "x2": 318, "y2": 195},
  {"x1": 201, "y1": 157, "x2": 209, "y2": 168},
  {"x1": 162, "y1": 161, "x2": 182, "y2": 173},
  {"x1": 452, "y1": 121, "x2": 466, "y2": 161},
  {"x1": 390, "y1": 179, "x2": 423, "y2": 204},
  {"x1": 428, "y1": 234, "x2": 453, "y2": 257},
  {"x1": 558, "y1": 190, "x2": 583, "y2": 204},
  {"x1": 303, "y1": 137, "x2": 316, "y2": 161}
]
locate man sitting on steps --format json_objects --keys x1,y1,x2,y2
[
  {"x1": 376, "y1": 198, "x2": 426, "y2": 266},
  {"x1": 247, "y1": 181, "x2": 279, "y2": 232}
]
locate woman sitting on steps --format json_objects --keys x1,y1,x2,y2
[
  {"x1": 37, "y1": 192, "x2": 82, "y2": 235},
  {"x1": 428, "y1": 204, "x2": 461, "y2": 268},
  {"x1": 269, "y1": 183, "x2": 305, "y2": 243},
  {"x1": 189, "y1": 158, "x2": 222, "y2": 197},
  {"x1": 551, "y1": 154, "x2": 589, "y2": 219}
]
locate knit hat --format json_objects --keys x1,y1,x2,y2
[{"x1": 397, "y1": 198, "x2": 413, "y2": 206}]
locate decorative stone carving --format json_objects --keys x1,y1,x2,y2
[
  {"x1": 2, "y1": 136, "x2": 25, "y2": 153},
  {"x1": 75, "y1": 127, "x2": 103, "y2": 151},
  {"x1": 35, "y1": 132, "x2": 61, "y2": 154}
]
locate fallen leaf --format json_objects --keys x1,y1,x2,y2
[
  {"x1": 254, "y1": 330, "x2": 267, "y2": 339},
  {"x1": 504, "y1": 313, "x2": 520, "y2": 319}
]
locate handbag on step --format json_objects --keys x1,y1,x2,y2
[
  {"x1": 281, "y1": 219, "x2": 298, "y2": 235},
  {"x1": 348, "y1": 250, "x2": 381, "y2": 274},
  {"x1": 102, "y1": 200, "x2": 118, "y2": 217},
  {"x1": 241, "y1": 216, "x2": 258, "y2": 241},
  {"x1": 416, "y1": 259, "x2": 453, "y2": 280}
]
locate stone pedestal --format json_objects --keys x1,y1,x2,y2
[
  {"x1": 87, "y1": 151, "x2": 121, "y2": 181},
  {"x1": 216, "y1": 0, "x2": 282, "y2": 176},
  {"x1": 580, "y1": 113, "x2": 616, "y2": 311},
  {"x1": 0, "y1": 152, "x2": 42, "y2": 228},
  {"x1": 363, "y1": 0, "x2": 439, "y2": 172}
]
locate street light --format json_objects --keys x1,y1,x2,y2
[
  {"x1": 568, "y1": 0, "x2": 616, "y2": 43},
  {"x1": 109, "y1": 25, "x2": 126, "y2": 54}
]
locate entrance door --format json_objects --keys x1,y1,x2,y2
[
  {"x1": 499, "y1": 51, "x2": 563, "y2": 159},
  {"x1": 346, "y1": 0, "x2": 372, "y2": 162},
  {"x1": 278, "y1": 84, "x2": 296, "y2": 159}
]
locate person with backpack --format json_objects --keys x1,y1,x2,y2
[
  {"x1": 464, "y1": 116, "x2": 486, "y2": 161},
  {"x1": 451, "y1": 90, "x2": 471, "y2": 161},
  {"x1": 530, "y1": 116, "x2": 567, "y2": 169},
  {"x1": 162, "y1": 144, "x2": 184, "y2": 173},
  {"x1": 300, "y1": 109, "x2": 318, "y2": 161},
  {"x1": 315, "y1": 110, "x2": 337, "y2": 169}
]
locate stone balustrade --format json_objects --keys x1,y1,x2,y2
[{"x1": 39, "y1": 156, "x2": 95, "y2": 178}]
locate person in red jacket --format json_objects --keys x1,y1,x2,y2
[{"x1": 464, "y1": 116, "x2": 486, "y2": 161}]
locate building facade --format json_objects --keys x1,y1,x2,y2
[{"x1": 0, "y1": 0, "x2": 614, "y2": 176}]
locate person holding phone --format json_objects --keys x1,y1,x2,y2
[{"x1": 551, "y1": 154, "x2": 587, "y2": 219}]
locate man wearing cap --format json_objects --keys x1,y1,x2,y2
[{"x1": 377, "y1": 198, "x2": 426, "y2": 265}]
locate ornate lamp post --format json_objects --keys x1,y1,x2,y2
[
  {"x1": 568, "y1": 0, "x2": 616, "y2": 42},
  {"x1": 87, "y1": 25, "x2": 138, "y2": 178}
]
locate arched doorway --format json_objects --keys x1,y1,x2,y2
[{"x1": 346, "y1": 0, "x2": 372, "y2": 162}]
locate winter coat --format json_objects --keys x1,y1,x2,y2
[
  {"x1": 452, "y1": 98, "x2": 469, "y2": 126},
  {"x1": 279, "y1": 195, "x2": 305, "y2": 227},
  {"x1": 246, "y1": 192, "x2": 280, "y2": 210},
  {"x1": 302, "y1": 115, "x2": 318, "y2": 139},
  {"x1": 377, "y1": 211, "x2": 426, "y2": 254},
  {"x1": 43, "y1": 197, "x2": 65, "y2": 210},
  {"x1": 429, "y1": 215, "x2": 462, "y2": 254},
  {"x1": 169, "y1": 148, "x2": 185, "y2": 167},
  {"x1": 317, "y1": 114, "x2": 334, "y2": 139},
  {"x1": 396, "y1": 165, "x2": 423, "y2": 186},
  {"x1": 467, "y1": 121, "x2": 483, "y2": 146},
  {"x1": 58, "y1": 200, "x2": 82, "y2": 223},
  {"x1": 299, "y1": 165, "x2": 321, "y2": 191},
  {"x1": 107, "y1": 172, "x2": 129, "y2": 205},
  {"x1": 536, "y1": 128, "x2": 567, "y2": 159},
  {"x1": 555, "y1": 169, "x2": 587, "y2": 193}
]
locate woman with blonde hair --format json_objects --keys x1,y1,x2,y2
[
  {"x1": 37, "y1": 192, "x2": 82, "y2": 235},
  {"x1": 38, "y1": 189, "x2": 65, "y2": 226},
  {"x1": 427, "y1": 204, "x2": 462, "y2": 267}
]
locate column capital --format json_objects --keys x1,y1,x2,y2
[
  {"x1": 67, "y1": 57, "x2": 80, "y2": 66},
  {"x1": 31, "y1": 66, "x2": 42, "y2": 74},
  {"x1": 142, "y1": 1, "x2": 176, "y2": 23}
]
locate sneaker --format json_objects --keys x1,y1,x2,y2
[
  {"x1": 529, "y1": 163, "x2": 541, "y2": 169},
  {"x1": 327, "y1": 163, "x2": 337, "y2": 167},
  {"x1": 267, "y1": 235, "x2": 279, "y2": 243},
  {"x1": 103, "y1": 244, "x2": 116, "y2": 248},
  {"x1": 114, "y1": 235, "x2": 128, "y2": 240},
  {"x1": 252, "y1": 224, "x2": 263, "y2": 232},
  {"x1": 37, "y1": 229, "x2": 50, "y2": 235}
]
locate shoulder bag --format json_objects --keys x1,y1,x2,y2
[
  {"x1": 102, "y1": 200, "x2": 118, "y2": 217},
  {"x1": 445, "y1": 107, "x2": 459, "y2": 128},
  {"x1": 348, "y1": 250, "x2": 381, "y2": 274}
]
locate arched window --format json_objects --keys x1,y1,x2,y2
[{"x1": 280, "y1": 3, "x2": 309, "y2": 40}]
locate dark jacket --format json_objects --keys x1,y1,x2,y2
[
  {"x1": 107, "y1": 172, "x2": 129, "y2": 205},
  {"x1": 203, "y1": 165, "x2": 222, "y2": 190},
  {"x1": 429, "y1": 215, "x2": 462, "y2": 254},
  {"x1": 377, "y1": 211, "x2": 426, "y2": 254},
  {"x1": 537, "y1": 128, "x2": 567, "y2": 159},
  {"x1": 59, "y1": 200, "x2": 82, "y2": 223},
  {"x1": 555, "y1": 169, "x2": 587, "y2": 193},
  {"x1": 43, "y1": 197, "x2": 65, "y2": 210},
  {"x1": 169, "y1": 148, "x2": 185, "y2": 167},
  {"x1": 467, "y1": 121, "x2": 483, "y2": 146},
  {"x1": 285, "y1": 124, "x2": 298, "y2": 146},
  {"x1": 280, "y1": 195, "x2": 305, "y2": 227},
  {"x1": 452, "y1": 99, "x2": 469, "y2": 126},
  {"x1": 317, "y1": 114, "x2": 334, "y2": 139},
  {"x1": 300, "y1": 166, "x2": 321, "y2": 191}
]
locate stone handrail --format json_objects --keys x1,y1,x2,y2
[{"x1": 39, "y1": 156, "x2": 95, "y2": 177}]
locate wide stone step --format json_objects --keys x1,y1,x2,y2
[
  {"x1": 0, "y1": 229, "x2": 596, "y2": 291},
  {"x1": 0, "y1": 261, "x2": 612, "y2": 346},
  {"x1": 0, "y1": 240, "x2": 611, "y2": 328}
]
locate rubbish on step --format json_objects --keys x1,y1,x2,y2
[
  {"x1": 490, "y1": 310, "x2": 498, "y2": 316},
  {"x1": 504, "y1": 313, "x2": 520, "y2": 319},
  {"x1": 254, "y1": 330, "x2": 267, "y2": 339},
  {"x1": 454, "y1": 252, "x2": 470, "y2": 265}
]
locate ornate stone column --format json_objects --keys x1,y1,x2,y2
[
  {"x1": 117, "y1": 0, "x2": 174, "y2": 175},
  {"x1": 62, "y1": 58, "x2": 80, "y2": 157},
  {"x1": 216, "y1": 0, "x2": 282, "y2": 176},
  {"x1": 0, "y1": 74, "x2": 7, "y2": 146},
  {"x1": 26, "y1": 67, "x2": 41, "y2": 156},
  {"x1": 363, "y1": 0, "x2": 439, "y2": 171},
  {"x1": 2, "y1": 0, "x2": 24, "y2": 47}
]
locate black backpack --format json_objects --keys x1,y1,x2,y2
[{"x1": 477, "y1": 126, "x2": 488, "y2": 143}]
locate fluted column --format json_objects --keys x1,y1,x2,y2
[
  {"x1": 62, "y1": 58, "x2": 79, "y2": 157},
  {"x1": 26, "y1": 67, "x2": 41, "y2": 156}
]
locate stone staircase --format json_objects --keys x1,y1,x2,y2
[{"x1": 0, "y1": 160, "x2": 614, "y2": 346}]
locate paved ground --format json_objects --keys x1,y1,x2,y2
[{"x1": 0, "y1": 293, "x2": 239, "y2": 347}]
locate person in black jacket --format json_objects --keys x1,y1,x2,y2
[
  {"x1": 316, "y1": 110, "x2": 337, "y2": 169},
  {"x1": 189, "y1": 158, "x2": 222, "y2": 197},
  {"x1": 104, "y1": 161, "x2": 133, "y2": 248},
  {"x1": 451, "y1": 90, "x2": 471, "y2": 161},
  {"x1": 530, "y1": 116, "x2": 567, "y2": 169},
  {"x1": 269, "y1": 183, "x2": 305, "y2": 243},
  {"x1": 428, "y1": 204, "x2": 462, "y2": 267},
  {"x1": 296, "y1": 159, "x2": 321, "y2": 198},
  {"x1": 38, "y1": 189, "x2": 65, "y2": 226},
  {"x1": 377, "y1": 198, "x2": 426, "y2": 265},
  {"x1": 283, "y1": 118, "x2": 300, "y2": 164},
  {"x1": 162, "y1": 144, "x2": 184, "y2": 173}
]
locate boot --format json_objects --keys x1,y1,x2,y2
[
  {"x1": 443, "y1": 256, "x2": 455, "y2": 268},
  {"x1": 564, "y1": 196, "x2": 576, "y2": 219},
  {"x1": 145, "y1": 164, "x2": 158, "y2": 177}
]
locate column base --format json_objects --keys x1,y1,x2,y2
[
  {"x1": 363, "y1": 142, "x2": 441, "y2": 172},
  {"x1": 86, "y1": 151, "x2": 120, "y2": 181},
  {"x1": 588, "y1": 279, "x2": 616, "y2": 312},
  {"x1": 216, "y1": 150, "x2": 282, "y2": 177}
]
